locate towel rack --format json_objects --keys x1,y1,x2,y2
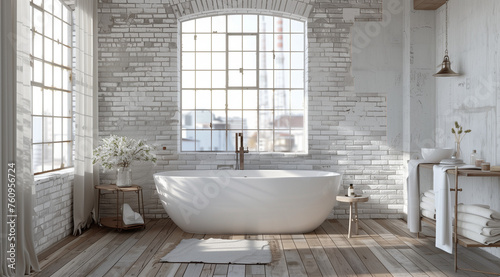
[{"x1": 417, "y1": 164, "x2": 500, "y2": 275}]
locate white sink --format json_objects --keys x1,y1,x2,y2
[{"x1": 421, "y1": 148, "x2": 454, "y2": 163}]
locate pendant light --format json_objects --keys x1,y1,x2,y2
[{"x1": 434, "y1": 0, "x2": 459, "y2": 77}]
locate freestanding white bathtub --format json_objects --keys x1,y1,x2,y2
[{"x1": 154, "y1": 170, "x2": 342, "y2": 234}]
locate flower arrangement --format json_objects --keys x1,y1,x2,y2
[
  {"x1": 92, "y1": 135, "x2": 157, "y2": 171},
  {"x1": 451, "y1": 121, "x2": 471, "y2": 143}
]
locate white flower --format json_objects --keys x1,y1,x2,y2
[{"x1": 92, "y1": 135, "x2": 157, "y2": 171}]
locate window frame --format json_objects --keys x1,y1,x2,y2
[
  {"x1": 31, "y1": 0, "x2": 74, "y2": 175},
  {"x1": 180, "y1": 14, "x2": 307, "y2": 153}
]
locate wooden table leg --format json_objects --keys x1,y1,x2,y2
[
  {"x1": 348, "y1": 202, "x2": 353, "y2": 238},
  {"x1": 355, "y1": 202, "x2": 359, "y2": 235}
]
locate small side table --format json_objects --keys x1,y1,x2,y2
[
  {"x1": 95, "y1": 184, "x2": 145, "y2": 231},
  {"x1": 336, "y1": 195, "x2": 369, "y2": 238}
]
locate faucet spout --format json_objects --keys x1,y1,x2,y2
[{"x1": 235, "y1": 133, "x2": 249, "y2": 170}]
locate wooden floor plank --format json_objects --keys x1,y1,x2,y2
[{"x1": 34, "y1": 218, "x2": 500, "y2": 277}]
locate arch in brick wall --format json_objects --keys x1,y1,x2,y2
[{"x1": 166, "y1": 0, "x2": 313, "y2": 20}]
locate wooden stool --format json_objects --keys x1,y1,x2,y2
[{"x1": 336, "y1": 195, "x2": 369, "y2": 238}]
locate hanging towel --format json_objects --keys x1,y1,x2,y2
[
  {"x1": 407, "y1": 160, "x2": 427, "y2": 233},
  {"x1": 457, "y1": 227, "x2": 500, "y2": 245},
  {"x1": 433, "y1": 165, "x2": 455, "y2": 253},
  {"x1": 457, "y1": 213, "x2": 500, "y2": 227},
  {"x1": 457, "y1": 205, "x2": 500, "y2": 220}
]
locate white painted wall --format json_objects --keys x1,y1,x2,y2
[{"x1": 435, "y1": 0, "x2": 500, "y2": 258}]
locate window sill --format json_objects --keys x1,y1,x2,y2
[{"x1": 34, "y1": 168, "x2": 74, "y2": 184}]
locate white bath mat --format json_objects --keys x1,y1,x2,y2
[{"x1": 161, "y1": 238, "x2": 272, "y2": 264}]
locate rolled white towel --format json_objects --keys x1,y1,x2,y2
[
  {"x1": 483, "y1": 227, "x2": 500, "y2": 237},
  {"x1": 423, "y1": 190, "x2": 435, "y2": 199},
  {"x1": 421, "y1": 196, "x2": 435, "y2": 205},
  {"x1": 457, "y1": 227, "x2": 500, "y2": 245},
  {"x1": 456, "y1": 220, "x2": 500, "y2": 236},
  {"x1": 123, "y1": 203, "x2": 144, "y2": 225},
  {"x1": 421, "y1": 209, "x2": 435, "y2": 220},
  {"x1": 457, "y1": 204, "x2": 499, "y2": 220},
  {"x1": 420, "y1": 201, "x2": 435, "y2": 212},
  {"x1": 457, "y1": 213, "x2": 500, "y2": 227}
]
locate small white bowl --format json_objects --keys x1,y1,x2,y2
[{"x1": 421, "y1": 148, "x2": 454, "y2": 163}]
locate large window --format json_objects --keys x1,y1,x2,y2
[
  {"x1": 181, "y1": 15, "x2": 306, "y2": 152},
  {"x1": 31, "y1": 0, "x2": 73, "y2": 174}
]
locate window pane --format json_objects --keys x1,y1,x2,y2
[
  {"x1": 43, "y1": 143, "x2": 53, "y2": 171},
  {"x1": 62, "y1": 118, "x2": 71, "y2": 140},
  {"x1": 291, "y1": 70, "x2": 304, "y2": 88},
  {"x1": 212, "y1": 130, "x2": 226, "y2": 151},
  {"x1": 33, "y1": 8, "x2": 43, "y2": 33},
  {"x1": 291, "y1": 34, "x2": 304, "y2": 51},
  {"x1": 227, "y1": 15, "x2": 242, "y2": 32},
  {"x1": 291, "y1": 90, "x2": 304, "y2": 109},
  {"x1": 275, "y1": 52, "x2": 290, "y2": 69},
  {"x1": 291, "y1": 19, "x2": 304, "y2": 33},
  {"x1": 195, "y1": 71, "x2": 211, "y2": 88},
  {"x1": 212, "y1": 71, "x2": 226, "y2": 88},
  {"x1": 182, "y1": 34, "x2": 195, "y2": 51},
  {"x1": 242, "y1": 15, "x2": 257, "y2": 33},
  {"x1": 259, "y1": 34, "x2": 273, "y2": 51},
  {"x1": 242, "y1": 70, "x2": 257, "y2": 87},
  {"x1": 259, "y1": 111, "x2": 273, "y2": 129},
  {"x1": 275, "y1": 111, "x2": 290, "y2": 129},
  {"x1": 44, "y1": 117, "x2": 53, "y2": 141},
  {"x1": 53, "y1": 90, "x2": 62, "y2": 116},
  {"x1": 33, "y1": 60, "x2": 43, "y2": 83},
  {"x1": 244, "y1": 130, "x2": 258, "y2": 151},
  {"x1": 243, "y1": 90, "x2": 257, "y2": 109},
  {"x1": 242, "y1": 36, "x2": 256, "y2": 51},
  {"x1": 227, "y1": 111, "x2": 242, "y2": 129},
  {"x1": 212, "y1": 90, "x2": 226, "y2": 109},
  {"x1": 62, "y1": 142, "x2": 72, "y2": 167},
  {"x1": 53, "y1": 0, "x2": 62, "y2": 18},
  {"x1": 62, "y1": 45, "x2": 71, "y2": 67},
  {"x1": 182, "y1": 90, "x2": 195, "y2": 109},
  {"x1": 228, "y1": 52, "x2": 242, "y2": 70},
  {"x1": 182, "y1": 20, "x2": 195, "y2": 33},
  {"x1": 227, "y1": 70, "x2": 242, "y2": 87},
  {"x1": 228, "y1": 36, "x2": 242, "y2": 51},
  {"x1": 291, "y1": 52, "x2": 304, "y2": 69},
  {"x1": 260, "y1": 52, "x2": 273, "y2": 69},
  {"x1": 196, "y1": 90, "x2": 211, "y2": 109},
  {"x1": 259, "y1": 16, "x2": 273, "y2": 33},
  {"x1": 44, "y1": 63, "x2": 53, "y2": 87},
  {"x1": 291, "y1": 130, "x2": 305, "y2": 152},
  {"x1": 62, "y1": 91, "x2": 71, "y2": 116},
  {"x1": 259, "y1": 90, "x2": 273, "y2": 109},
  {"x1": 259, "y1": 130, "x2": 273, "y2": 151},
  {"x1": 182, "y1": 130, "x2": 195, "y2": 151},
  {"x1": 182, "y1": 71, "x2": 195, "y2": 88},
  {"x1": 62, "y1": 68, "x2": 70, "y2": 90},
  {"x1": 274, "y1": 70, "x2": 289, "y2": 88},
  {"x1": 196, "y1": 34, "x2": 211, "y2": 51},
  {"x1": 53, "y1": 42, "x2": 62, "y2": 65},
  {"x1": 53, "y1": 117, "x2": 62, "y2": 141},
  {"x1": 275, "y1": 90, "x2": 289, "y2": 109},
  {"x1": 33, "y1": 33, "x2": 43, "y2": 59},
  {"x1": 54, "y1": 142, "x2": 62, "y2": 169},
  {"x1": 196, "y1": 52, "x2": 211, "y2": 70},
  {"x1": 243, "y1": 111, "x2": 258, "y2": 129},
  {"x1": 33, "y1": 86, "x2": 43, "y2": 115},
  {"x1": 196, "y1": 17, "x2": 211, "y2": 33},
  {"x1": 182, "y1": 52, "x2": 195, "y2": 70},
  {"x1": 43, "y1": 89, "x2": 53, "y2": 115},
  {"x1": 227, "y1": 90, "x2": 242, "y2": 109},
  {"x1": 212, "y1": 110, "x2": 226, "y2": 128},
  {"x1": 212, "y1": 16, "x2": 226, "y2": 33},
  {"x1": 54, "y1": 17, "x2": 62, "y2": 42},
  {"x1": 44, "y1": 0, "x2": 53, "y2": 13},
  {"x1": 260, "y1": 70, "x2": 273, "y2": 88},
  {"x1": 62, "y1": 22, "x2": 71, "y2": 45},
  {"x1": 53, "y1": 65, "x2": 62, "y2": 89},
  {"x1": 182, "y1": 111, "x2": 194, "y2": 128},
  {"x1": 242, "y1": 52, "x2": 257, "y2": 69},
  {"x1": 195, "y1": 130, "x2": 211, "y2": 151},
  {"x1": 212, "y1": 53, "x2": 225, "y2": 70},
  {"x1": 195, "y1": 110, "x2": 211, "y2": 129},
  {"x1": 44, "y1": 37, "x2": 53, "y2": 61},
  {"x1": 33, "y1": 144, "x2": 43, "y2": 173},
  {"x1": 33, "y1": 117, "x2": 43, "y2": 143},
  {"x1": 212, "y1": 34, "x2": 226, "y2": 51},
  {"x1": 274, "y1": 131, "x2": 294, "y2": 152},
  {"x1": 44, "y1": 12, "x2": 53, "y2": 37},
  {"x1": 275, "y1": 17, "x2": 289, "y2": 33}
]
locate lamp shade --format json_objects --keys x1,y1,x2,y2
[{"x1": 433, "y1": 54, "x2": 459, "y2": 77}]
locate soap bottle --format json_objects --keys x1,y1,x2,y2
[
  {"x1": 470, "y1": 150, "x2": 477, "y2": 165},
  {"x1": 348, "y1": 184, "x2": 355, "y2": 197}
]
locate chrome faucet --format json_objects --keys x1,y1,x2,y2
[{"x1": 235, "y1": 133, "x2": 249, "y2": 170}]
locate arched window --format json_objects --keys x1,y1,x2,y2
[{"x1": 181, "y1": 14, "x2": 307, "y2": 152}]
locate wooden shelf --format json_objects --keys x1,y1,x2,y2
[
  {"x1": 418, "y1": 163, "x2": 500, "y2": 177},
  {"x1": 414, "y1": 0, "x2": 446, "y2": 10}
]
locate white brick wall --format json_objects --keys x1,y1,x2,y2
[
  {"x1": 97, "y1": 0, "x2": 406, "y2": 219},
  {"x1": 33, "y1": 170, "x2": 74, "y2": 253}
]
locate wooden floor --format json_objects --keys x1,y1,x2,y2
[{"x1": 33, "y1": 218, "x2": 500, "y2": 277}]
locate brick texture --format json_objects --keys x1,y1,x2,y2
[{"x1": 97, "y1": 0, "x2": 404, "y2": 220}]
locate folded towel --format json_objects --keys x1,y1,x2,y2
[
  {"x1": 421, "y1": 209, "x2": 436, "y2": 220},
  {"x1": 457, "y1": 204, "x2": 500, "y2": 220},
  {"x1": 420, "y1": 201, "x2": 435, "y2": 212},
  {"x1": 423, "y1": 190, "x2": 435, "y2": 198},
  {"x1": 483, "y1": 227, "x2": 500, "y2": 237},
  {"x1": 123, "y1": 203, "x2": 144, "y2": 225},
  {"x1": 457, "y1": 227, "x2": 500, "y2": 245},
  {"x1": 421, "y1": 196, "x2": 435, "y2": 205},
  {"x1": 457, "y1": 213, "x2": 500, "y2": 227},
  {"x1": 458, "y1": 203, "x2": 489, "y2": 209}
]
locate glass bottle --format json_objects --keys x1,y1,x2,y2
[
  {"x1": 348, "y1": 184, "x2": 355, "y2": 197},
  {"x1": 470, "y1": 150, "x2": 477, "y2": 165}
]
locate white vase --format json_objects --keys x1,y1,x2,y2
[{"x1": 116, "y1": 168, "x2": 132, "y2": 187}]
